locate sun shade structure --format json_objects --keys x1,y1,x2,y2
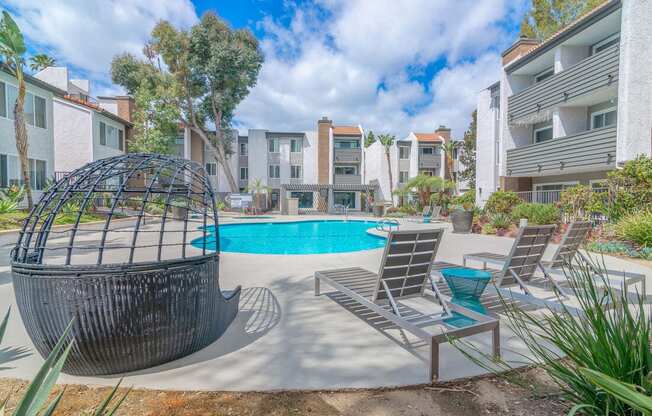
[{"x1": 11, "y1": 153, "x2": 240, "y2": 376}]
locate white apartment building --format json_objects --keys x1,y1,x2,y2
[
  {"x1": 0, "y1": 68, "x2": 58, "y2": 198},
  {"x1": 476, "y1": 0, "x2": 651, "y2": 206},
  {"x1": 34, "y1": 67, "x2": 132, "y2": 176},
  {"x1": 364, "y1": 127, "x2": 450, "y2": 205}
]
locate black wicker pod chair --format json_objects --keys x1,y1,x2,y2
[{"x1": 11, "y1": 154, "x2": 240, "y2": 376}]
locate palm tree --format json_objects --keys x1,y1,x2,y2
[
  {"x1": 442, "y1": 141, "x2": 457, "y2": 194},
  {"x1": 245, "y1": 178, "x2": 270, "y2": 214},
  {"x1": 378, "y1": 133, "x2": 395, "y2": 205},
  {"x1": 29, "y1": 53, "x2": 55, "y2": 72},
  {"x1": 0, "y1": 12, "x2": 33, "y2": 209},
  {"x1": 405, "y1": 174, "x2": 448, "y2": 208}
]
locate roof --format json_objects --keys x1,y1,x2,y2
[
  {"x1": 61, "y1": 95, "x2": 133, "y2": 127},
  {"x1": 414, "y1": 133, "x2": 445, "y2": 143},
  {"x1": 1, "y1": 65, "x2": 67, "y2": 96},
  {"x1": 505, "y1": 0, "x2": 620, "y2": 73},
  {"x1": 332, "y1": 126, "x2": 361, "y2": 136}
]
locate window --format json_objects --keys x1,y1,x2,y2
[
  {"x1": 591, "y1": 107, "x2": 617, "y2": 129},
  {"x1": 290, "y1": 165, "x2": 302, "y2": 179},
  {"x1": 290, "y1": 191, "x2": 313, "y2": 209},
  {"x1": 239, "y1": 142, "x2": 248, "y2": 155},
  {"x1": 399, "y1": 145, "x2": 410, "y2": 159},
  {"x1": 334, "y1": 166, "x2": 357, "y2": 175},
  {"x1": 1, "y1": 83, "x2": 47, "y2": 128},
  {"x1": 420, "y1": 146, "x2": 434, "y2": 155},
  {"x1": 490, "y1": 84, "x2": 500, "y2": 109},
  {"x1": 268, "y1": 138, "x2": 279, "y2": 153},
  {"x1": 535, "y1": 67, "x2": 554, "y2": 83},
  {"x1": 590, "y1": 180, "x2": 607, "y2": 190},
  {"x1": 420, "y1": 170, "x2": 433, "y2": 176},
  {"x1": 268, "y1": 165, "x2": 280, "y2": 178},
  {"x1": 0, "y1": 154, "x2": 46, "y2": 190},
  {"x1": 592, "y1": 32, "x2": 620, "y2": 55},
  {"x1": 334, "y1": 140, "x2": 360, "y2": 149},
  {"x1": 290, "y1": 138, "x2": 302, "y2": 153},
  {"x1": 240, "y1": 167, "x2": 248, "y2": 180},
  {"x1": 534, "y1": 126, "x2": 553, "y2": 143},
  {"x1": 205, "y1": 162, "x2": 217, "y2": 176},
  {"x1": 99, "y1": 121, "x2": 123, "y2": 149},
  {"x1": 399, "y1": 171, "x2": 409, "y2": 183},
  {"x1": 333, "y1": 192, "x2": 355, "y2": 207}
]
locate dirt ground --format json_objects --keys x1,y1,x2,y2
[{"x1": 0, "y1": 367, "x2": 568, "y2": 415}]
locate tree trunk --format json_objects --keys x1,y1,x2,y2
[
  {"x1": 188, "y1": 126, "x2": 239, "y2": 192},
  {"x1": 385, "y1": 149, "x2": 394, "y2": 206},
  {"x1": 14, "y1": 71, "x2": 33, "y2": 210}
]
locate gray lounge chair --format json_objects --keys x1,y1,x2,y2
[
  {"x1": 432, "y1": 225, "x2": 580, "y2": 314},
  {"x1": 408, "y1": 205, "x2": 442, "y2": 223},
  {"x1": 463, "y1": 221, "x2": 646, "y2": 297},
  {"x1": 314, "y1": 229, "x2": 500, "y2": 381}
]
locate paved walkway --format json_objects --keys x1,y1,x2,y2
[{"x1": 1, "y1": 216, "x2": 650, "y2": 391}]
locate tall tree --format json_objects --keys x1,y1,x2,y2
[
  {"x1": 364, "y1": 130, "x2": 376, "y2": 148},
  {"x1": 0, "y1": 12, "x2": 33, "y2": 209},
  {"x1": 520, "y1": 0, "x2": 604, "y2": 40},
  {"x1": 442, "y1": 141, "x2": 455, "y2": 182},
  {"x1": 29, "y1": 53, "x2": 55, "y2": 72},
  {"x1": 111, "y1": 12, "x2": 263, "y2": 192},
  {"x1": 378, "y1": 134, "x2": 395, "y2": 204},
  {"x1": 459, "y1": 110, "x2": 477, "y2": 188}
]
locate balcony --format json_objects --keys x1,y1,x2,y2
[
  {"x1": 334, "y1": 174, "x2": 361, "y2": 185},
  {"x1": 418, "y1": 154, "x2": 440, "y2": 169},
  {"x1": 289, "y1": 152, "x2": 303, "y2": 165},
  {"x1": 508, "y1": 44, "x2": 619, "y2": 124},
  {"x1": 238, "y1": 155, "x2": 248, "y2": 167},
  {"x1": 334, "y1": 148, "x2": 361, "y2": 163},
  {"x1": 505, "y1": 125, "x2": 616, "y2": 177}
]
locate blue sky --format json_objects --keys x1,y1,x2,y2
[{"x1": 1, "y1": 0, "x2": 529, "y2": 138}]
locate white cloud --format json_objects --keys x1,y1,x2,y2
[
  {"x1": 235, "y1": 0, "x2": 527, "y2": 138},
  {"x1": 3, "y1": 0, "x2": 197, "y2": 88}
]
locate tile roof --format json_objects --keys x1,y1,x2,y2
[
  {"x1": 63, "y1": 95, "x2": 132, "y2": 126},
  {"x1": 506, "y1": 0, "x2": 617, "y2": 70},
  {"x1": 414, "y1": 133, "x2": 445, "y2": 143},
  {"x1": 332, "y1": 126, "x2": 361, "y2": 136}
]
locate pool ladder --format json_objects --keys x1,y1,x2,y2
[{"x1": 376, "y1": 218, "x2": 400, "y2": 233}]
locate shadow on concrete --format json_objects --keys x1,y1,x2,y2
[
  {"x1": 0, "y1": 345, "x2": 32, "y2": 370},
  {"x1": 112, "y1": 286, "x2": 281, "y2": 377}
]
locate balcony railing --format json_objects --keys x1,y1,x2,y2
[
  {"x1": 334, "y1": 148, "x2": 361, "y2": 163},
  {"x1": 508, "y1": 43, "x2": 619, "y2": 124},
  {"x1": 506, "y1": 125, "x2": 617, "y2": 177},
  {"x1": 516, "y1": 187, "x2": 607, "y2": 205},
  {"x1": 334, "y1": 174, "x2": 361, "y2": 185},
  {"x1": 418, "y1": 154, "x2": 440, "y2": 169}
]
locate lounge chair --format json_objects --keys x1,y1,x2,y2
[
  {"x1": 408, "y1": 205, "x2": 442, "y2": 223},
  {"x1": 462, "y1": 221, "x2": 646, "y2": 298},
  {"x1": 432, "y1": 225, "x2": 579, "y2": 314},
  {"x1": 314, "y1": 229, "x2": 500, "y2": 381}
]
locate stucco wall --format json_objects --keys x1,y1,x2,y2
[
  {"x1": 303, "y1": 131, "x2": 318, "y2": 183},
  {"x1": 92, "y1": 111, "x2": 126, "y2": 162},
  {"x1": 0, "y1": 71, "x2": 55, "y2": 197},
  {"x1": 52, "y1": 98, "x2": 92, "y2": 172},
  {"x1": 476, "y1": 88, "x2": 498, "y2": 206},
  {"x1": 616, "y1": 0, "x2": 652, "y2": 163}
]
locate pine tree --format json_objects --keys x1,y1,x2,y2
[{"x1": 520, "y1": 0, "x2": 604, "y2": 40}]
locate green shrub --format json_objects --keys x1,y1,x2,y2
[
  {"x1": 453, "y1": 190, "x2": 475, "y2": 210},
  {"x1": 481, "y1": 223, "x2": 496, "y2": 235},
  {"x1": 511, "y1": 203, "x2": 560, "y2": 225},
  {"x1": 484, "y1": 190, "x2": 521, "y2": 214},
  {"x1": 615, "y1": 210, "x2": 652, "y2": 248},
  {"x1": 0, "y1": 199, "x2": 18, "y2": 214},
  {"x1": 489, "y1": 213, "x2": 512, "y2": 229},
  {"x1": 397, "y1": 205, "x2": 418, "y2": 215}
]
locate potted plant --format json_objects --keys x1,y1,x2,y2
[{"x1": 450, "y1": 203, "x2": 473, "y2": 233}]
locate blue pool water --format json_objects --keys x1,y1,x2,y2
[{"x1": 192, "y1": 220, "x2": 386, "y2": 254}]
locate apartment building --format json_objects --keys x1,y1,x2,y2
[
  {"x1": 476, "y1": 0, "x2": 651, "y2": 206},
  {"x1": 365, "y1": 126, "x2": 450, "y2": 204},
  {"x1": 0, "y1": 68, "x2": 58, "y2": 198},
  {"x1": 33, "y1": 67, "x2": 132, "y2": 176}
]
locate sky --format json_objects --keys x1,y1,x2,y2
[{"x1": 0, "y1": 0, "x2": 530, "y2": 138}]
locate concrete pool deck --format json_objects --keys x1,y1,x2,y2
[{"x1": 1, "y1": 215, "x2": 650, "y2": 391}]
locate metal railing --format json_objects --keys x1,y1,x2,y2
[{"x1": 515, "y1": 187, "x2": 608, "y2": 205}]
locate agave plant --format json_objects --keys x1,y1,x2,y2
[
  {"x1": 0, "y1": 309, "x2": 129, "y2": 415},
  {"x1": 451, "y1": 257, "x2": 651, "y2": 415}
]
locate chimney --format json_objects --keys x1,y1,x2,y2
[
  {"x1": 502, "y1": 35, "x2": 540, "y2": 66},
  {"x1": 435, "y1": 125, "x2": 451, "y2": 142},
  {"x1": 317, "y1": 116, "x2": 332, "y2": 184},
  {"x1": 114, "y1": 96, "x2": 136, "y2": 123}
]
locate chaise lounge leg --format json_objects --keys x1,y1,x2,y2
[
  {"x1": 492, "y1": 322, "x2": 501, "y2": 359},
  {"x1": 314, "y1": 275, "x2": 320, "y2": 296},
  {"x1": 430, "y1": 337, "x2": 439, "y2": 382}
]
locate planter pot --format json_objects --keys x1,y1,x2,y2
[
  {"x1": 451, "y1": 210, "x2": 473, "y2": 233},
  {"x1": 172, "y1": 205, "x2": 188, "y2": 220}
]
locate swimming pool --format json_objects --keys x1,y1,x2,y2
[{"x1": 192, "y1": 220, "x2": 386, "y2": 254}]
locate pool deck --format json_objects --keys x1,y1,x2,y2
[{"x1": 1, "y1": 215, "x2": 650, "y2": 391}]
